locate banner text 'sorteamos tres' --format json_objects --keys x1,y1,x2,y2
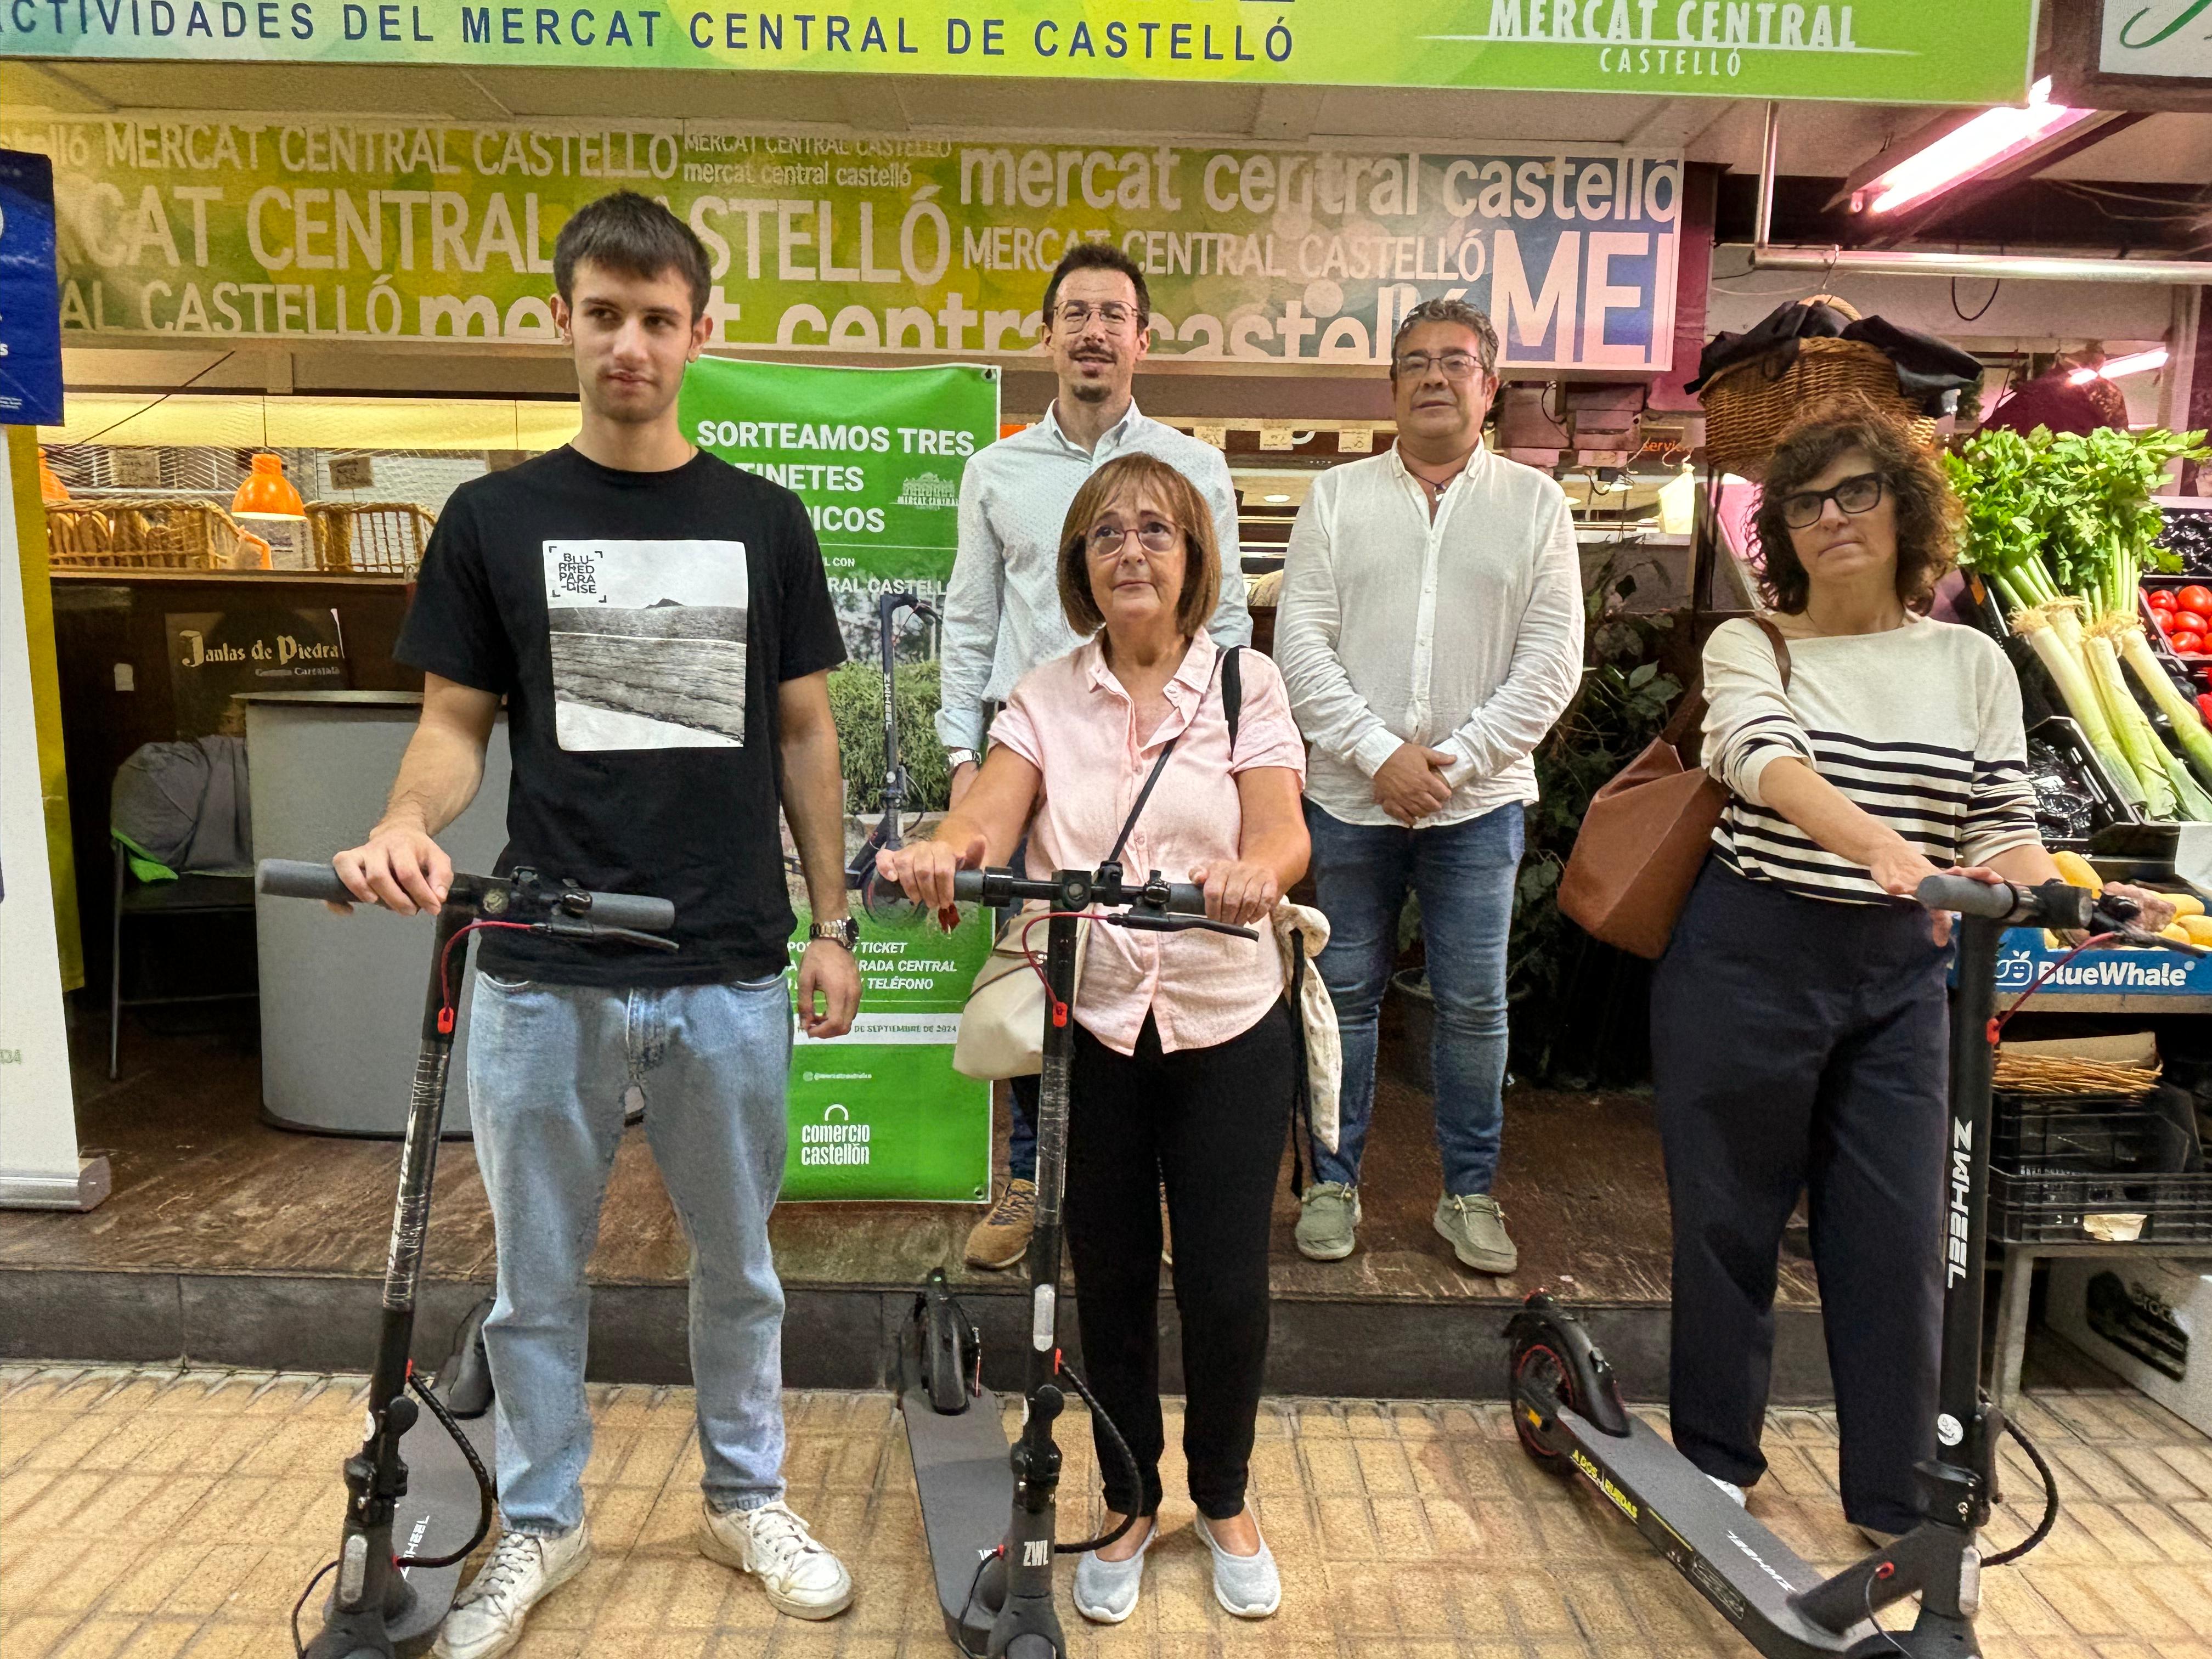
[
  {"x1": 0, "y1": 1, "x2": 2036, "y2": 103},
  {"x1": 678, "y1": 357, "x2": 998, "y2": 1203},
  {"x1": 4, "y1": 114, "x2": 1686, "y2": 371}
]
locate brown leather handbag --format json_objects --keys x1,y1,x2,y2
[{"x1": 1559, "y1": 618, "x2": 1791, "y2": 959}]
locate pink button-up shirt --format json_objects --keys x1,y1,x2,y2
[{"x1": 991, "y1": 634, "x2": 1308, "y2": 1056}]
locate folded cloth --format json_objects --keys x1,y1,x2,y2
[
  {"x1": 1688, "y1": 299, "x2": 1982, "y2": 415},
  {"x1": 1271, "y1": 901, "x2": 1341, "y2": 1154}
]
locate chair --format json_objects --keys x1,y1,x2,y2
[{"x1": 109, "y1": 839, "x2": 257, "y2": 1079}]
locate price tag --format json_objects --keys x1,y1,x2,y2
[
  {"x1": 1193, "y1": 425, "x2": 1228, "y2": 449},
  {"x1": 1336, "y1": 427, "x2": 1375, "y2": 454},
  {"x1": 1259, "y1": 426, "x2": 1296, "y2": 452}
]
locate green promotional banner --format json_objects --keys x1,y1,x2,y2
[
  {"x1": 1, "y1": 111, "x2": 1688, "y2": 371},
  {"x1": 0, "y1": 0, "x2": 2035, "y2": 103},
  {"x1": 680, "y1": 357, "x2": 998, "y2": 1201}
]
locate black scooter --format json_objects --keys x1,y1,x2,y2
[
  {"x1": 896, "y1": 862, "x2": 1257, "y2": 1658},
  {"x1": 847, "y1": 588, "x2": 939, "y2": 919},
  {"x1": 1506, "y1": 872, "x2": 2195, "y2": 1657},
  {"x1": 256, "y1": 858, "x2": 678, "y2": 1659}
]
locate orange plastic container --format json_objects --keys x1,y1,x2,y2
[{"x1": 232, "y1": 454, "x2": 310, "y2": 569}]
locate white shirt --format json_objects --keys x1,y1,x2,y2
[
  {"x1": 935, "y1": 398, "x2": 1251, "y2": 754},
  {"x1": 1275, "y1": 443, "x2": 1585, "y2": 827}
]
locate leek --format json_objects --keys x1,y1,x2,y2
[
  {"x1": 2116, "y1": 620, "x2": 2212, "y2": 799},
  {"x1": 2085, "y1": 619, "x2": 2179, "y2": 819},
  {"x1": 2013, "y1": 606, "x2": 2147, "y2": 806}
]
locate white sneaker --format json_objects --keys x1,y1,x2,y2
[
  {"x1": 1709, "y1": 1475, "x2": 1746, "y2": 1507},
  {"x1": 432, "y1": 1521, "x2": 592, "y2": 1659},
  {"x1": 698, "y1": 1498, "x2": 854, "y2": 1620}
]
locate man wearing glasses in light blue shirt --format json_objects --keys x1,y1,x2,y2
[{"x1": 938, "y1": 240, "x2": 1252, "y2": 1271}]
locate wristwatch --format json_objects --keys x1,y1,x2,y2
[
  {"x1": 946, "y1": 748, "x2": 979, "y2": 770},
  {"x1": 809, "y1": 917, "x2": 860, "y2": 950}
]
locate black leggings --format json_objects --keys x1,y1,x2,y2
[
  {"x1": 1064, "y1": 1002, "x2": 1295, "y2": 1521},
  {"x1": 1651, "y1": 861, "x2": 1950, "y2": 1534}
]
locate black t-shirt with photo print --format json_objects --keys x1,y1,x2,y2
[{"x1": 394, "y1": 445, "x2": 845, "y2": 987}]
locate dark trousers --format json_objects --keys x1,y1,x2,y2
[
  {"x1": 1650, "y1": 861, "x2": 1950, "y2": 1534},
  {"x1": 1065, "y1": 1003, "x2": 1295, "y2": 1520}
]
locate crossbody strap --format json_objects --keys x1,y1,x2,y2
[
  {"x1": 1105, "y1": 644, "x2": 1237, "y2": 866},
  {"x1": 1661, "y1": 615, "x2": 1795, "y2": 754}
]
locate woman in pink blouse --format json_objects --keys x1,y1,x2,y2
[{"x1": 879, "y1": 453, "x2": 1310, "y2": 1622}]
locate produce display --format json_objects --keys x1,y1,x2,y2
[
  {"x1": 2025, "y1": 732, "x2": 2103, "y2": 843},
  {"x1": 1950, "y1": 425, "x2": 2212, "y2": 823},
  {"x1": 2050, "y1": 848, "x2": 2212, "y2": 949},
  {"x1": 2159, "y1": 503, "x2": 2212, "y2": 578},
  {"x1": 2146, "y1": 581, "x2": 2212, "y2": 660}
]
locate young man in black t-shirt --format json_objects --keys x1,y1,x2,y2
[{"x1": 333, "y1": 193, "x2": 861, "y2": 1657}]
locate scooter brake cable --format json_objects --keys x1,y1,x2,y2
[{"x1": 436, "y1": 920, "x2": 535, "y2": 1030}]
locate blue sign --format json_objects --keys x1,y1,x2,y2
[
  {"x1": 1995, "y1": 928, "x2": 2212, "y2": 998},
  {"x1": 0, "y1": 148, "x2": 62, "y2": 427}
]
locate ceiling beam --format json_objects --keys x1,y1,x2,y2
[
  {"x1": 1252, "y1": 86, "x2": 1324, "y2": 142},
  {"x1": 837, "y1": 79, "x2": 910, "y2": 132},
  {"x1": 8, "y1": 61, "x2": 116, "y2": 112}
]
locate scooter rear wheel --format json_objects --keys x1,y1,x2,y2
[{"x1": 1509, "y1": 1339, "x2": 1583, "y2": 1468}]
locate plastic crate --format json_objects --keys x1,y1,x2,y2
[
  {"x1": 2024, "y1": 715, "x2": 2142, "y2": 849},
  {"x1": 1995, "y1": 1096, "x2": 2177, "y2": 1177},
  {"x1": 1988, "y1": 1167, "x2": 2212, "y2": 1243}
]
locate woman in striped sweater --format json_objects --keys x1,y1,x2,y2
[{"x1": 1651, "y1": 401, "x2": 2163, "y2": 1543}]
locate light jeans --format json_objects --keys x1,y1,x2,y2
[
  {"x1": 466, "y1": 969, "x2": 793, "y2": 1536},
  {"x1": 1305, "y1": 800, "x2": 1525, "y2": 1197}
]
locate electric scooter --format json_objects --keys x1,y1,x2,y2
[
  {"x1": 255, "y1": 858, "x2": 678, "y2": 1659},
  {"x1": 1506, "y1": 872, "x2": 2198, "y2": 1657},
  {"x1": 843, "y1": 588, "x2": 940, "y2": 919},
  {"x1": 896, "y1": 862, "x2": 1259, "y2": 1658}
]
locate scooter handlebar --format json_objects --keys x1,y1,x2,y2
[
  {"x1": 950, "y1": 867, "x2": 1209, "y2": 916},
  {"x1": 255, "y1": 859, "x2": 678, "y2": 933},
  {"x1": 574, "y1": 890, "x2": 678, "y2": 932},
  {"x1": 1915, "y1": 874, "x2": 2022, "y2": 920},
  {"x1": 256, "y1": 858, "x2": 357, "y2": 905}
]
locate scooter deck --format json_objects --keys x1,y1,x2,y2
[
  {"x1": 898, "y1": 1381, "x2": 1013, "y2": 1652},
  {"x1": 1554, "y1": 1406, "x2": 1884, "y2": 1658},
  {"x1": 328, "y1": 1388, "x2": 498, "y2": 1648}
]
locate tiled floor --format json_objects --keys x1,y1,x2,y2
[{"x1": 7, "y1": 1360, "x2": 2212, "y2": 1657}]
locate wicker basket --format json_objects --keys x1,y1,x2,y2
[
  {"x1": 307, "y1": 501, "x2": 436, "y2": 577},
  {"x1": 44, "y1": 496, "x2": 242, "y2": 570},
  {"x1": 1993, "y1": 1053, "x2": 2162, "y2": 1098},
  {"x1": 1700, "y1": 296, "x2": 1938, "y2": 480}
]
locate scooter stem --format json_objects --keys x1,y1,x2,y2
[
  {"x1": 318, "y1": 900, "x2": 469, "y2": 1644},
  {"x1": 986, "y1": 901, "x2": 1084, "y2": 1659}
]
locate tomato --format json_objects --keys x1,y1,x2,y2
[
  {"x1": 2173, "y1": 631, "x2": 2206, "y2": 654},
  {"x1": 2181, "y1": 585, "x2": 2212, "y2": 614},
  {"x1": 2149, "y1": 588, "x2": 2179, "y2": 610},
  {"x1": 2175, "y1": 611, "x2": 2211, "y2": 635}
]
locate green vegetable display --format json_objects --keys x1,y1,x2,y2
[{"x1": 1949, "y1": 424, "x2": 2212, "y2": 822}]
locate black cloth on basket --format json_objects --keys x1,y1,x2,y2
[{"x1": 1687, "y1": 298, "x2": 1983, "y2": 415}]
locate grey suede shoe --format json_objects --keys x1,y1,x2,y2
[
  {"x1": 1435, "y1": 1192, "x2": 1518, "y2": 1273},
  {"x1": 1194, "y1": 1514, "x2": 1280, "y2": 1618},
  {"x1": 1294, "y1": 1182, "x2": 1361, "y2": 1261},
  {"x1": 1070, "y1": 1516, "x2": 1154, "y2": 1624}
]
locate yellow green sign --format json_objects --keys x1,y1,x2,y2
[
  {"x1": 3, "y1": 112, "x2": 1689, "y2": 371},
  {"x1": 1, "y1": 1, "x2": 2037, "y2": 103}
]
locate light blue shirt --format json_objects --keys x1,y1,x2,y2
[{"x1": 935, "y1": 398, "x2": 1251, "y2": 754}]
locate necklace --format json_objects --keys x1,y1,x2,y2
[{"x1": 1404, "y1": 454, "x2": 1472, "y2": 496}]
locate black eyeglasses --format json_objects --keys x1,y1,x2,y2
[{"x1": 1777, "y1": 471, "x2": 1886, "y2": 531}]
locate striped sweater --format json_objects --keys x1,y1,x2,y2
[{"x1": 1699, "y1": 614, "x2": 2041, "y2": 905}]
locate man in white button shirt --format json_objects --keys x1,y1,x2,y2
[
  {"x1": 1276, "y1": 298, "x2": 1584, "y2": 1273},
  {"x1": 938, "y1": 241, "x2": 1251, "y2": 1269}
]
